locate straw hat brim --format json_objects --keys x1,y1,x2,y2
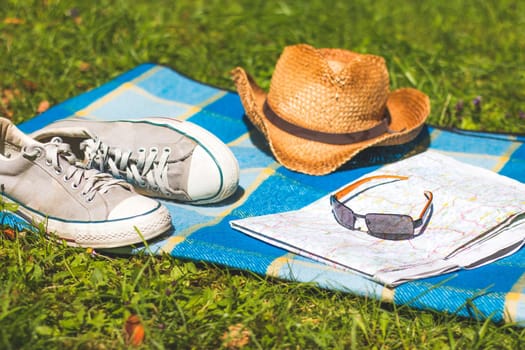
[{"x1": 232, "y1": 67, "x2": 430, "y2": 175}]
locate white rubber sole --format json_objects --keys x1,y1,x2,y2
[
  {"x1": 141, "y1": 117, "x2": 240, "y2": 204},
  {"x1": 7, "y1": 197, "x2": 172, "y2": 248}
]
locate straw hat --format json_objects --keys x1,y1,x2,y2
[{"x1": 231, "y1": 44, "x2": 430, "y2": 175}]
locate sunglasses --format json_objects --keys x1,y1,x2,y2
[{"x1": 330, "y1": 175, "x2": 433, "y2": 240}]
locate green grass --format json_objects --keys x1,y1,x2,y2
[
  {"x1": 3, "y1": 234, "x2": 525, "y2": 349},
  {"x1": 1, "y1": 0, "x2": 525, "y2": 348}
]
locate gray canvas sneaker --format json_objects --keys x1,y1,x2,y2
[
  {"x1": 0, "y1": 117, "x2": 172, "y2": 248},
  {"x1": 32, "y1": 117, "x2": 240, "y2": 204}
]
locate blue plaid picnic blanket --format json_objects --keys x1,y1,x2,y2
[{"x1": 18, "y1": 63, "x2": 525, "y2": 325}]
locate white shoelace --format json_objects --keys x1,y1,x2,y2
[
  {"x1": 23, "y1": 137, "x2": 131, "y2": 202},
  {"x1": 80, "y1": 138, "x2": 172, "y2": 196}
]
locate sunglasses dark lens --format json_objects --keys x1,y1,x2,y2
[
  {"x1": 331, "y1": 198, "x2": 356, "y2": 229},
  {"x1": 365, "y1": 213, "x2": 414, "y2": 240}
]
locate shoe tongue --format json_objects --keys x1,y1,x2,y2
[
  {"x1": 164, "y1": 156, "x2": 192, "y2": 196},
  {"x1": 33, "y1": 127, "x2": 94, "y2": 161},
  {"x1": 43, "y1": 137, "x2": 78, "y2": 165},
  {"x1": 32, "y1": 127, "x2": 94, "y2": 143}
]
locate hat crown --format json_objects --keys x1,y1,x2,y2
[{"x1": 267, "y1": 44, "x2": 390, "y2": 134}]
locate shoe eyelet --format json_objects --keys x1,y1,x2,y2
[
  {"x1": 23, "y1": 146, "x2": 44, "y2": 159},
  {"x1": 63, "y1": 175, "x2": 71, "y2": 182},
  {"x1": 138, "y1": 148, "x2": 145, "y2": 153},
  {"x1": 72, "y1": 183, "x2": 79, "y2": 189},
  {"x1": 150, "y1": 147, "x2": 158, "y2": 153},
  {"x1": 45, "y1": 159, "x2": 52, "y2": 166},
  {"x1": 163, "y1": 147, "x2": 171, "y2": 153},
  {"x1": 55, "y1": 167, "x2": 63, "y2": 175}
]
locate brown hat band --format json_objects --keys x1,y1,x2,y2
[{"x1": 263, "y1": 102, "x2": 392, "y2": 145}]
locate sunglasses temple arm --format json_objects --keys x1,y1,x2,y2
[
  {"x1": 415, "y1": 191, "x2": 433, "y2": 226},
  {"x1": 335, "y1": 175, "x2": 409, "y2": 200}
]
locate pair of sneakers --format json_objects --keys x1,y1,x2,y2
[{"x1": 0, "y1": 117, "x2": 239, "y2": 248}]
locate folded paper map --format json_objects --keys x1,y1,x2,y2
[{"x1": 230, "y1": 151, "x2": 525, "y2": 286}]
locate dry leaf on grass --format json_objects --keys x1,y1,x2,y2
[
  {"x1": 3, "y1": 18, "x2": 25, "y2": 25},
  {"x1": 22, "y1": 80, "x2": 38, "y2": 92},
  {"x1": 37, "y1": 100, "x2": 50, "y2": 113},
  {"x1": 2, "y1": 89, "x2": 15, "y2": 102},
  {"x1": 2, "y1": 228, "x2": 16, "y2": 240},
  {"x1": 221, "y1": 323, "x2": 251, "y2": 349},
  {"x1": 1, "y1": 91, "x2": 14, "y2": 119},
  {"x1": 0, "y1": 108, "x2": 13, "y2": 119},
  {"x1": 125, "y1": 314, "x2": 145, "y2": 346},
  {"x1": 79, "y1": 61, "x2": 91, "y2": 72},
  {"x1": 1, "y1": 88, "x2": 20, "y2": 103}
]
